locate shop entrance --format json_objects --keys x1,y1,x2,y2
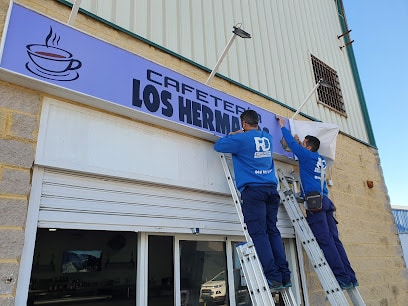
[{"x1": 26, "y1": 230, "x2": 299, "y2": 306}]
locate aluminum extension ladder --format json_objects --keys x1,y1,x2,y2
[
  {"x1": 276, "y1": 168, "x2": 366, "y2": 306},
  {"x1": 219, "y1": 154, "x2": 297, "y2": 306}
]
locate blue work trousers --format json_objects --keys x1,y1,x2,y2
[
  {"x1": 306, "y1": 195, "x2": 357, "y2": 284},
  {"x1": 241, "y1": 185, "x2": 291, "y2": 282}
]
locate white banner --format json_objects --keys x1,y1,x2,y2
[{"x1": 289, "y1": 119, "x2": 339, "y2": 165}]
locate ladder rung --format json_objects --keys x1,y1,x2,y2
[
  {"x1": 276, "y1": 168, "x2": 366, "y2": 306},
  {"x1": 219, "y1": 154, "x2": 298, "y2": 305}
]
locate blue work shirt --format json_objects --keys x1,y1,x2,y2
[{"x1": 214, "y1": 129, "x2": 278, "y2": 192}]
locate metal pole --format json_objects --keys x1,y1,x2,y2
[
  {"x1": 68, "y1": 0, "x2": 82, "y2": 25},
  {"x1": 205, "y1": 33, "x2": 238, "y2": 85},
  {"x1": 291, "y1": 79, "x2": 322, "y2": 120}
]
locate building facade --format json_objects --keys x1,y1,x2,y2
[{"x1": 0, "y1": 0, "x2": 407, "y2": 305}]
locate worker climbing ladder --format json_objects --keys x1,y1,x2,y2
[
  {"x1": 219, "y1": 154, "x2": 297, "y2": 306},
  {"x1": 276, "y1": 168, "x2": 366, "y2": 306}
]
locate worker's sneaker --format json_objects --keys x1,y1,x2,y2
[
  {"x1": 267, "y1": 279, "x2": 282, "y2": 291},
  {"x1": 282, "y1": 279, "x2": 292, "y2": 288},
  {"x1": 337, "y1": 280, "x2": 353, "y2": 290}
]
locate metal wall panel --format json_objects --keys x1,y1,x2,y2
[
  {"x1": 66, "y1": 0, "x2": 369, "y2": 142},
  {"x1": 36, "y1": 167, "x2": 294, "y2": 237},
  {"x1": 35, "y1": 97, "x2": 295, "y2": 236},
  {"x1": 36, "y1": 98, "x2": 229, "y2": 194},
  {"x1": 37, "y1": 167, "x2": 240, "y2": 235}
]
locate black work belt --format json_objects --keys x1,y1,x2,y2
[{"x1": 244, "y1": 184, "x2": 277, "y2": 190}]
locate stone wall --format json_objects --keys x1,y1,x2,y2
[{"x1": 0, "y1": 82, "x2": 41, "y2": 305}]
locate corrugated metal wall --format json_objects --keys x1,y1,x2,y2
[
  {"x1": 393, "y1": 209, "x2": 408, "y2": 233},
  {"x1": 392, "y1": 208, "x2": 408, "y2": 268},
  {"x1": 64, "y1": 0, "x2": 369, "y2": 143}
]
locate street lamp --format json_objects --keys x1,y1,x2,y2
[
  {"x1": 205, "y1": 24, "x2": 251, "y2": 85},
  {"x1": 280, "y1": 79, "x2": 333, "y2": 152},
  {"x1": 68, "y1": 0, "x2": 82, "y2": 25},
  {"x1": 291, "y1": 78, "x2": 332, "y2": 119}
]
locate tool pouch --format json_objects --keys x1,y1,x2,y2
[{"x1": 304, "y1": 191, "x2": 323, "y2": 211}]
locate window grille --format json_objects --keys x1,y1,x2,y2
[{"x1": 311, "y1": 54, "x2": 346, "y2": 115}]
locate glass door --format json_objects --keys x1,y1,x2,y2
[
  {"x1": 179, "y1": 240, "x2": 228, "y2": 306},
  {"x1": 146, "y1": 234, "x2": 301, "y2": 306},
  {"x1": 148, "y1": 235, "x2": 174, "y2": 306}
]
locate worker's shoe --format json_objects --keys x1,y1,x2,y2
[
  {"x1": 337, "y1": 280, "x2": 353, "y2": 290},
  {"x1": 267, "y1": 279, "x2": 282, "y2": 291},
  {"x1": 282, "y1": 279, "x2": 292, "y2": 288}
]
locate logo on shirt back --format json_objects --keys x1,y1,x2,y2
[
  {"x1": 253, "y1": 137, "x2": 271, "y2": 158},
  {"x1": 313, "y1": 157, "x2": 326, "y2": 180}
]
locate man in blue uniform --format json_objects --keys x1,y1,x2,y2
[
  {"x1": 214, "y1": 110, "x2": 291, "y2": 290},
  {"x1": 279, "y1": 117, "x2": 358, "y2": 289}
]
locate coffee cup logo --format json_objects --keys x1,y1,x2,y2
[{"x1": 26, "y1": 26, "x2": 82, "y2": 81}]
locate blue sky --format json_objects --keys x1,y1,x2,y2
[{"x1": 342, "y1": 0, "x2": 408, "y2": 207}]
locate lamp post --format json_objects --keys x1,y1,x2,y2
[
  {"x1": 68, "y1": 0, "x2": 82, "y2": 25},
  {"x1": 205, "y1": 25, "x2": 251, "y2": 85},
  {"x1": 291, "y1": 79, "x2": 332, "y2": 119},
  {"x1": 280, "y1": 79, "x2": 332, "y2": 152}
]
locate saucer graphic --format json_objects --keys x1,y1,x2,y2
[{"x1": 26, "y1": 62, "x2": 79, "y2": 81}]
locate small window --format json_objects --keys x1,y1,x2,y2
[{"x1": 311, "y1": 54, "x2": 346, "y2": 115}]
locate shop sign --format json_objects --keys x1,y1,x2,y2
[{"x1": 0, "y1": 3, "x2": 293, "y2": 158}]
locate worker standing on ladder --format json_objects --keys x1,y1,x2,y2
[
  {"x1": 278, "y1": 117, "x2": 359, "y2": 289},
  {"x1": 214, "y1": 110, "x2": 291, "y2": 291}
]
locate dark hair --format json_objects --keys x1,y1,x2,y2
[
  {"x1": 305, "y1": 135, "x2": 320, "y2": 152},
  {"x1": 240, "y1": 110, "x2": 259, "y2": 126}
]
